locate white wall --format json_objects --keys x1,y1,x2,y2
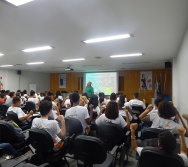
[{"x1": 0, "y1": 69, "x2": 50, "y2": 92}]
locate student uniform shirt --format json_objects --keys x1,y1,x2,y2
[
  {"x1": 5, "y1": 98, "x2": 13, "y2": 106},
  {"x1": 7, "y1": 106, "x2": 26, "y2": 119},
  {"x1": 119, "y1": 109, "x2": 133, "y2": 121},
  {"x1": 150, "y1": 113, "x2": 181, "y2": 134},
  {"x1": 32, "y1": 118, "x2": 61, "y2": 142},
  {"x1": 65, "y1": 106, "x2": 90, "y2": 132},
  {"x1": 137, "y1": 147, "x2": 188, "y2": 167},
  {"x1": 129, "y1": 99, "x2": 146, "y2": 109},
  {"x1": 28, "y1": 97, "x2": 39, "y2": 104},
  {"x1": 96, "y1": 114, "x2": 127, "y2": 128}
]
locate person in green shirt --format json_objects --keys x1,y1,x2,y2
[{"x1": 85, "y1": 82, "x2": 94, "y2": 98}]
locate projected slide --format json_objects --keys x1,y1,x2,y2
[{"x1": 85, "y1": 72, "x2": 118, "y2": 95}]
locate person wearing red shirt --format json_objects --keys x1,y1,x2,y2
[{"x1": 0, "y1": 93, "x2": 6, "y2": 104}]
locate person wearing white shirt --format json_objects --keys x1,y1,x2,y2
[
  {"x1": 147, "y1": 98, "x2": 163, "y2": 115},
  {"x1": 88, "y1": 95, "x2": 100, "y2": 115},
  {"x1": 130, "y1": 123, "x2": 188, "y2": 167},
  {"x1": 5, "y1": 90, "x2": 10, "y2": 99},
  {"x1": 129, "y1": 92, "x2": 146, "y2": 109},
  {"x1": 118, "y1": 98, "x2": 132, "y2": 121},
  {"x1": 5, "y1": 92, "x2": 16, "y2": 106},
  {"x1": 65, "y1": 93, "x2": 93, "y2": 133},
  {"x1": 7, "y1": 97, "x2": 33, "y2": 122},
  {"x1": 28, "y1": 91, "x2": 40, "y2": 107},
  {"x1": 55, "y1": 90, "x2": 63, "y2": 100}
]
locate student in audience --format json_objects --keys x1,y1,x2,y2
[
  {"x1": 21, "y1": 92, "x2": 27, "y2": 104},
  {"x1": 0, "y1": 90, "x2": 6, "y2": 94},
  {"x1": 147, "y1": 98, "x2": 163, "y2": 115},
  {"x1": 85, "y1": 81, "x2": 94, "y2": 98},
  {"x1": 0, "y1": 93, "x2": 6, "y2": 104},
  {"x1": 79, "y1": 96, "x2": 88, "y2": 107},
  {"x1": 82, "y1": 92, "x2": 88, "y2": 99},
  {"x1": 65, "y1": 93, "x2": 93, "y2": 133},
  {"x1": 23, "y1": 90, "x2": 28, "y2": 98},
  {"x1": 5, "y1": 92, "x2": 16, "y2": 106},
  {"x1": 139, "y1": 101, "x2": 188, "y2": 135},
  {"x1": 118, "y1": 98, "x2": 132, "y2": 121},
  {"x1": 7, "y1": 97, "x2": 33, "y2": 122},
  {"x1": 62, "y1": 94, "x2": 72, "y2": 108},
  {"x1": 47, "y1": 91, "x2": 60, "y2": 111},
  {"x1": 17, "y1": 90, "x2": 21, "y2": 93},
  {"x1": 55, "y1": 90, "x2": 63, "y2": 100},
  {"x1": 131, "y1": 123, "x2": 188, "y2": 166},
  {"x1": 128, "y1": 92, "x2": 146, "y2": 109},
  {"x1": 88, "y1": 95, "x2": 100, "y2": 115},
  {"x1": 5, "y1": 90, "x2": 10, "y2": 99},
  {"x1": 39, "y1": 92, "x2": 45, "y2": 101},
  {"x1": 96, "y1": 101, "x2": 130, "y2": 129},
  {"x1": 28, "y1": 90, "x2": 40, "y2": 107},
  {"x1": 110, "y1": 93, "x2": 117, "y2": 102},
  {"x1": 32, "y1": 101, "x2": 66, "y2": 148},
  {"x1": 99, "y1": 97, "x2": 106, "y2": 108}
]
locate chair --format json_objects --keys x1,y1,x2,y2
[
  {"x1": 28, "y1": 128, "x2": 69, "y2": 165},
  {"x1": 65, "y1": 117, "x2": 83, "y2": 137},
  {"x1": 26, "y1": 101, "x2": 36, "y2": 112},
  {"x1": 140, "y1": 128, "x2": 165, "y2": 140},
  {"x1": 0, "y1": 121, "x2": 28, "y2": 151},
  {"x1": 0, "y1": 104, "x2": 9, "y2": 119},
  {"x1": 74, "y1": 135, "x2": 116, "y2": 167},
  {"x1": 137, "y1": 147, "x2": 185, "y2": 167},
  {"x1": 97, "y1": 122, "x2": 131, "y2": 167},
  {"x1": 7, "y1": 111, "x2": 30, "y2": 130},
  {"x1": 132, "y1": 105, "x2": 144, "y2": 115}
]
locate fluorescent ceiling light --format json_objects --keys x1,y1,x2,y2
[
  {"x1": 110, "y1": 53, "x2": 143, "y2": 58},
  {"x1": 62, "y1": 58, "x2": 85, "y2": 62},
  {"x1": 6, "y1": 0, "x2": 34, "y2": 6},
  {"x1": 0, "y1": 53, "x2": 4, "y2": 56},
  {"x1": 22, "y1": 46, "x2": 52, "y2": 52},
  {"x1": 83, "y1": 34, "x2": 131, "y2": 43},
  {"x1": 26, "y1": 62, "x2": 44, "y2": 65},
  {"x1": 0, "y1": 65, "x2": 13, "y2": 67}
]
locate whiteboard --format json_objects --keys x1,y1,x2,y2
[{"x1": 29, "y1": 84, "x2": 36, "y2": 92}]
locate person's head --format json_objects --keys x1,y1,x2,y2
[
  {"x1": 55, "y1": 90, "x2": 61, "y2": 97},
  {"x1": 99, "y1": 97, "x2": 104, "y2": 104},
  {"x1": 82, "y1": 92, "x2": 88, "y2": 99},
  {"x1": 99, "y1": 92, "x2": 103, "y2": 98},
  {"x1": 0, "y1": 90, "x2": 5, "y2": 94},
  {"x1": 110, "y1": 93, "x2": 117, "y2": 101},
  {"x1": 39, "y1": 101, "x2": 52, "y2": 116},
  {"x1": 158, "y1": 101, "x2": 177, "y2": 119},
  {"x1": 44, "y1": 96, "x2": 52, "y2": 102},
  {"x1": 88, "y1": 95, "x2": 98, "y2": 109},
  {"x1": 9, "y1": 92, "x2": 16, "y2": 98},
  {"x1": 12, "y1": 97, "x2": 21, "y2": 106},
  {"x1": 47, "y1": 91, "x2": 54, "y2": 100},
  {"x1": 40, "y1": 92, "x2": 45, "y2": 97},
  {"x1": 0, "y1": 93, "x2": 6, "y2": 100},
  {"x1": 154, "y1": 98, "x2": 163, "y2": 109},
  {"x1": 118, "y1": 98, "x2": 125, "y2": 109},
  {"x1": 17, "y1": 90, "x2": 21, "y2": 93},
  {"x1": 133, "y1": 92, "x2": 139, "y2": 99},
  {"x1": 158, "y1": 130, "x2": 176, "y2": 153},
  {"x1": 87, "y1": 82, "x2": 92, "y2": 86},
  {"x1": 23, "y1": 90, "x2": 27, "y2": 94},
  {"x1": 16, "y1": 92, "x2": 21, "y2": 97},
  {"x1": 71, "y1": 93, "x2": 80, "y2": 104},
  {"x1": 105, "y1": 101, "x2": 119, "y2": 119},
  {"x1": 5, "y1": 90, "x2": 10, "y2": 95},
  {"x1": 30, "y1": 90, "x2": 35, "y2": 97}
]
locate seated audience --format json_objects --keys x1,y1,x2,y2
[
  {"x1": 65, "y1": 93, "x2": 93, "y2": 133},
  {"x1": 99, "y1": 97, "x2": 106, "y2": 108},
  {"x1": 32, "y1": 101, "x2": 66, "y2": 148},
  {"x1": 109, "y1": 93, "x2": 117, "y2": 102},
  {"x1": 139, "y1": 101, "x2": 188, "y2": 135},
  {"x1": 62, "y1": 94, "x2": 72, "y2": 108},
  {"x1": 5, "y1": 90, "x2": 10, "y2": 99},
  {"x1": 96, "y1": 101, "x2": 130, "y2": 129},
  {"x1": 28, "y1": 90, "x2": 40, "y2": 107},
  {"x1": 0, "y1": 93, "x2": 6, "y2": 104},
  {"x1": 130, "y1": 123, "x2": 188, "y2": 166},
  {"x1": 23, "y1": 90, "x2": 28, "y2": 98},
  {"x1": 7, "y1": 97, "x2": 33, "y2": 122},
  {"x1": 118, "y1": 98, "x2": 132, "y2": 121},
  {"x1": 55, "y1": 90, "x2": 63, "y2": 100},
  {"x1": 148, "y1": 98, "x2": 163, "y2": 115},
  {"x1": 129, "y1": 92, "x2": 146, "y2": 109},
  {"x1": 82, "y1": 92, "x2": 88, "y2": 99},
  {"x1": 88, "y1": 95, "x2": 100, "y2": 115},
  {"x1": 79, "y1": 96, "x2": 88, "y2": 107},
  {"x1": 5, "y1": 92, "x2": 16, "y2": 106}
]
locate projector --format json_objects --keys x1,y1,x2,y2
[{"x1": 65, "y1": 65, "x2": 73, "y2": 71}]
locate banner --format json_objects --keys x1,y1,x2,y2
[
  {"x1": 140, "y1": 71, "x2": 152, "y2": 90},
  {"x1": 59, "y1": 74, "x2": 66, "y2": 88}
]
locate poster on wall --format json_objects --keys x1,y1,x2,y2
[
  {"x1": 140, "y1": 71, "x2": 152, "y2": 90},
  {"x1": 0, "y1": 76, "x2": 3, "y2": 90},
  {"x1": 59, "y1": 74, "x2": 66, "y2": 88}
]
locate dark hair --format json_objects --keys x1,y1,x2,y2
[
  {"x1": 0, "y1": 93, "x2": 6, "y2": 99},
  {"x1": 88, "y1": 95, "x2": 98, "y2": 110},
  {"x1": 55, "y1": 90, "x2": 61, "y2": 99},
  {"x1": 71, "y1": 93, "x2": 80, "y2": 103},
  {"x1": 155, "y1": 98, "x2": 163, "y2": 107},
  {"x1": 105, "y1": 101, "x2": 119, "y2": 119},
  {"x1": 40, "y1": 92, "x2": 45, "y2": 97},
  {"x1": 44, "y1": 96, "x2": 52, "y2": 102},
  {"x1": 30, "y1": 91, "x2": 35, "y2": 96},
  {"x1": 118, "y1": 98, "x2": 125, "y2": 108},
  {"x1": 9, "y1": 92, "x2": 15, "y2": 98},
  {"x1": 99, "y1": 97, "x2": 104, "y2": 104},
  {"x1": 82, "y1": 92, "x2": 88, "y2": 99},
  {"x1": 158, "y1": 101, "x2": 177, "y2": 119},
  {"x1": 16, "y1": 92, "x2": 21, "y2": 97},
  {"x1": 23, "y1": 90, "x2": 27, "y2": 94},
  {"x1": 134, "y1": 92, "x2": 139, "y2": 98},
  {"x1": 13, "y1": 97, "x2": 20, "y2": 104},
  {"x1": 39, "y1": 101, "x2": 52, "y2": 116},
  {"x1": 110, "y1": 93, "x2": 117, "y2": 101},
  {"x1": 5, "y1": 90, "x2": 10, "y2": 95},
  {"x1": 0, "y1": 90, "x2": 5, "y2": 94},
  {"x1": 17, "y1": 90, "x2": 21, "y2": 93},
  {"x1": 47, "y1": 91, "x2": 54, "y2": 97},
  {"x1": 158, "y1": 130, "x2": 176, "y2": 153}
]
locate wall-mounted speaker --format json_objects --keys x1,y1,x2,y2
[
  {"x1": 17, "y1": 70, "x2": 21, "y2": 75},
  {"x1": 165, "y1": 62, "x2": 172, "y2": 69}
]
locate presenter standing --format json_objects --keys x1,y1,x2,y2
[{"x1": 85, "y1": 82, "x2": 94, "y2": 98}]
